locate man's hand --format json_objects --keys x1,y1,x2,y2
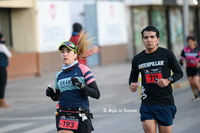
[
  {"x1": 46, "y1": 87, "x2": 55, "y2": 97},
  {"x1": 154, "y1": 78, "x2": 170, "y2": 88},
  {"x1": 130, "y1": 82, "x2": 139, "y2": 92}
]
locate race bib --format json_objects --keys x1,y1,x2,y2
[
  {"x1": 144, "y1": 67, "x2": 162, "y2": 83},
  {"x1": 186, "y1": 60, "x2": 196, "y2": 67},
  {"x1": 59, "y1": 115, "x2": 79, "y2": 130}
]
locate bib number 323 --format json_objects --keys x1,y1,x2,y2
[{"x1": 144, "y1": 67, "x2": 162, "y2": 83}]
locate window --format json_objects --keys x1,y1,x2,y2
[{"x1": 0, "y1": 8, "x2": 12, "y2": 49}]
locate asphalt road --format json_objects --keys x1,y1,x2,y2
[{"x1": 0, "y1": 63, "x2": 200, "y2": 133}]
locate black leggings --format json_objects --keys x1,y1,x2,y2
[{"x1": 0, "y1": 67, "x2": 7, "y2": 99}]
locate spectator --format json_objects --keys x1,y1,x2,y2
[
  {"x1": 0, "y1": 32, "x2": 12, "y2": 107},
  {"x1": 69, "y1": 23, "x2": 100, "y2": 66}
]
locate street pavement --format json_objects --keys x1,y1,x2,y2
[{"x1": 0, "y1": 62, "x2": 199, "y2": 133}]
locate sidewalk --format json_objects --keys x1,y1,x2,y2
[{"x1": 0, "y1": 62, "x2": 188, "y2": 114}]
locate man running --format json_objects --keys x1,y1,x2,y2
[{"x1": 129, "y1": 26, "x2": 183, "y2": 133}]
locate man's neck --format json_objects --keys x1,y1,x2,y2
[{"x1": 145, "y1": 46, "x2": 158, "y2": 54}]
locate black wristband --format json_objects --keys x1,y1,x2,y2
[{"x1": 168, "y1": 76, "x2": 173, "y2": 82}]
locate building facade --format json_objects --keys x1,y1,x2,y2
[
  {"x1": 125, "y1": 0, "x2": 200, "y2": 60},
  {"x1": 0, "y1": 0, "x2": 200, "y2": 79}
]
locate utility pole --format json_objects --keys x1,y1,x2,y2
[{"x1": 183, "y1": 0, "x2": 189, "y2": 47}]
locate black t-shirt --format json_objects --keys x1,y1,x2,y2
[{"x1": 129, "y1": 47, "x2": 183, "y2": 106}]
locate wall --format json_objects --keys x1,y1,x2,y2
[
  {"x1": 7, "y1": 52, "x2": 39, "y2": 79},
  {"x1": 97, "y1": 1, "x2": 128, "y2": 65},
  {"x1": 4, "y1": 0, "x2": 40, "y2": 80},
  {"x1": 0, "y1": 9, "x2": 11, "y2": 48},
  {"x1": 11, "y1": 8, "x2": 37, "y2": 53},
  {"x1": 4, "y1": 0, "x2": 129, "y2": 80},
  {"x1": 0, "y1": 0, "x2": 33, "y2": 8},
  {"x1": 100, "y1": 44, "x2": 127, "y2": 65},
  {"x1": 40, "y1": 51, "x2": 62, "y2": 73}
]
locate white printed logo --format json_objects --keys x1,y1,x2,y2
[{"x1": 141, "y1": 86, "x2": 147, "y2": 100}]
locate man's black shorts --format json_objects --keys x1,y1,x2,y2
[{"x1": 140, "y1": 105, "x2": 177, "y2": 126}]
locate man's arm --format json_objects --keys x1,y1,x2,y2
[
  {"x1": 129, "y1": 59, "x2": 139, "y2": 92},
  {"x1": 0, "y1": 45, "x2": 12, "y2": 58},
  {"x1": 129, "y1": 59, "x2": 139, "y2": 84},
  {"x1": 169, "y1": 51, "x2": 183, "y2": 83}
]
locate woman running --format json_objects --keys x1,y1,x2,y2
[
  {"x1": 46, "y1": 31, "x2": 100, "y2": 133},
  {"x1": 180, "y1": 36, "x2": 200, "y2": 102}
]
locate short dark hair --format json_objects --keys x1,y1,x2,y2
[
  {"x1": 186, "y1": 36, "x2": 195, "y2": 41},
  {"x1": 141, "y1": 26, "x2": 159, "y2": 38},
  {"x1": 73, "y1": 23, "x2": 82, "y2": 32}
]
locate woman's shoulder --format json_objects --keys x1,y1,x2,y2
[
  {"x1": 158, "y1": 47, "x2": 171, "y2": 52},
  {"x1": 55, "y1": 70, "x2": 62, "y2": 77},
  {"x1": 156, "y1": 47, "x2": 175, "y2": 57},
  {"x1": 78, "y1": 63, "x2": 92, "y2": 75},
  {"x1": 78, "y1": 63, "x2": 90, "y2": 70},
  {"x1": 183, "y1": 46, "x2": 190, "y2": 50},
  {"x1": 195, "y1": 46, "x2": 200, "y2": 50}
]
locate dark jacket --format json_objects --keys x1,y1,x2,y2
[{"x1": 0, "y1": 41, "x2": 9, "y2": 67}]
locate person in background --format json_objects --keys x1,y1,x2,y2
[
  {"x1": 180, "y1": 36, "x2": 200, "y2": 102},
  {"x1": 0, "y1": 32, "x2": 12, "y2": 107},
  {"x1": 69, "y1": 23, "x2": 99, "y2": 66},
  {"x1": 46, "y1": 31, "x2": 100, "y2": 133}
]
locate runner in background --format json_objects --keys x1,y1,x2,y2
[
  {"x1": 69, "y1": 23, "x2": 100, "y2": 66},
  {"x1": 129, "y1": 26, "x2": 183, "y2": 133},
  {"x1": 46, "y1": 31, "x2": 100, "y2": 133},
  {"x1": 180, "y1": 36, "x2": 200, "y2": 102}
]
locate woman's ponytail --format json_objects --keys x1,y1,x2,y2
[{"x1": 77, "y1": 31, "x2": 94, "y2": 59}]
